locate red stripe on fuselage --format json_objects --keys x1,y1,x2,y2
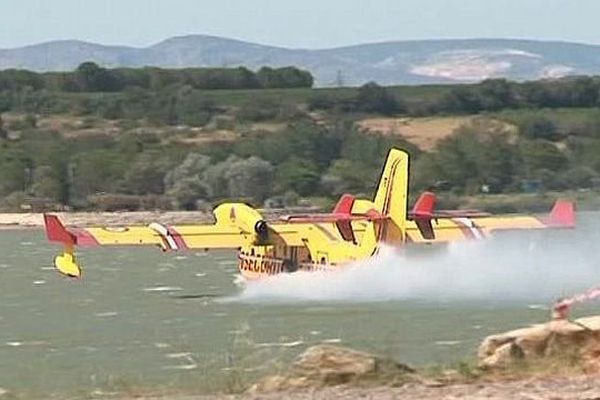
[
  {"x1": 452, "y1": 219, "x2": 476, "y2": 240},
  {"x1": 71, "y1": 228, "x2": 101, "y2": 246},
  {"x1": 167, "y1": 227, "x2": 188, "y2": 250}
]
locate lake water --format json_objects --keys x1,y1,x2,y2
[{"x1": 1, "y1": 213, "x2": 600, "y2": 398}]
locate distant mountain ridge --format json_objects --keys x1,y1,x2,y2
[{"x1": 2, "y1": 35, "x2": 600, "y2": 86}]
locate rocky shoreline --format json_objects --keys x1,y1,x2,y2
[{"x1": 116, "y1": 316, "x2": 600, "y2": 400}]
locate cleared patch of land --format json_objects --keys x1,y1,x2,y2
[{"x1": 358, "y1": 116, "x2": 517, "y2": 150}]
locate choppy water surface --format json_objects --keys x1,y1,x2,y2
[{"x1": 1, "y1": 213, "x2": 600, "y2": 398}]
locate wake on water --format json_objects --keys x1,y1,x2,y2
[{"x1": 226, "y1": 231, "x2": 600, "y2": 304}]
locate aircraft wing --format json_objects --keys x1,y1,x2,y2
[
  {"x1": 406, "y1": 199, "x2": 575, "y2": 242},
  {"x1": 43, "y1": 203, "x2": 270, "y2": 278},
  {"x1": 44, "y1": 216, "x2": 255, "y2": 251}
]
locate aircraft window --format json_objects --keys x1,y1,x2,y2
[
  {"x1": 320, "y1": 257, "x2": 326, "y2": 264},
  {"x1": 250, "y1": 249, "x2": 255, "y2": 256}
]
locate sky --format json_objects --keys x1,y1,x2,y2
[{"x1": 1, "y1": 0, "x2": 599, "y2": 49}]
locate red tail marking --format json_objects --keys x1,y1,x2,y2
[
  {"x1": 44, "y1": 214, "x2": 76, "y2": 245},
  {"x1": 332, "y1": 194, "x2": 355, "y2": 214},
  {"x1": 333, "y1": 195, "x2": 357, "y2": 243},
  {"x1": 545, "y1": 200, "x2": 576, "y2": 228},
  {"x1": 412, "y1": 191, "x2": 436, "y2": 218},
  {"x1": 411, "y1": 192, "x2": 437, "y2": 240}
]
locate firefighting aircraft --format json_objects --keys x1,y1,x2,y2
[{"x1": 44, "y1": 148, "x2": 575, "y2": 280}]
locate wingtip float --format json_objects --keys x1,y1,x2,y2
[{"x1": 44, "y1": 148, "x2": 576, "y2": 280}]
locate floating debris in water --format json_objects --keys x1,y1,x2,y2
[
  {"x1": 90, "y1": 389, "x2": 118, "y2": 396},
  {"x1": 255, "y1": 340, "x2": 304, "y2": 348},
  {"x1": 4, "y1": 341, "x2": 46, "y2": 347},
  {"x1": 143, "y1": 286, "x2": 183, "y2": 293},
  {"x1": 154, "y1": 343, "x2": 171, "y2": 349},
  {"x1": 321, "y1": 338, "x2": 342, "y2": 344},
  {"x1": 195, "y1": 273, "x2": 207, "y2": 277},
  {"x1": 162, "y1": 352, "x2": 197, "y2": 370},
  {"x1": 528, "y1": 304, "x2": 547, "y2": 310},
  {"x1": 435, "y1": 340, "x2": 462, "y2": 346},
  {"x1": 95, "y1": 311, "x2": 118, "y2": 317},
  {"x1": 33, "y1": 280, "x2": 46, "y2": 285},
  {"x1": 213, "y1": 312, "x2": 228, "y2": 317}
]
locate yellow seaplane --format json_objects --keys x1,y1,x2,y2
[{"x1": 44, "y1": 148, "x2": 575, "y2": 280}]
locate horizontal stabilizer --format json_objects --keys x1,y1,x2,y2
[
  {"x1": 44, "y1": 214, "x2": 76, "y2": 245},
  {"x1": 332, "y1": 194, "x2": 355, "y2": 214},
  {"x1": 409, "y1": 192, "x2": 490, "y2": 220},
  {"x1": 411, "y1": 191, "x2": 436, "y2": 218}
]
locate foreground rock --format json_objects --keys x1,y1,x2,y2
[
  {"x1": 479, "y1": 315, "x2": 600, "y2": 372},
  {"x1": 249, "y1": 344, "x2": 415, "y2": 393}
]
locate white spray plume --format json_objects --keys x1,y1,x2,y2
[{"x1": 229, "y1": 230, "x2": 600, "y2": 304}]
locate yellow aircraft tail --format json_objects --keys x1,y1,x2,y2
[{"x1": 372, "y1": 148, "x2": 410, "y2": 243}]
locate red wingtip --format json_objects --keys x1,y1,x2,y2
[
  {"x1": 546, "y1": 200, "x2": 576, "y2": 228},
  {"x1": 412, "y1": 191, "x2": 437, "y2": 218},
  {"x1": 332, "y1": 194, "x2": 355, "y2": 214},
  {"x1": 43, "y1": 214, "x2": 76, "y2": 245}
]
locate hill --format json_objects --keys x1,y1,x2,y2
[{"x1": 3, "y1": 36, "x2": 600, "y2": 86}]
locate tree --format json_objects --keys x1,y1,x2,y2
[
  {"x1": 164, "y1": 153, "x2": 211, "y2": 210},
  {"x1": 477, "y1": 79, "x2": 517, "y2": 111},
  {"x1": 415, "y1": 122, "x2": 520, "y2": 194},
  {"x1": 70, "y1": 150, "x2": 128, "y2": 200},
  {"x1": 355, "y1": 82, "x2": 402, "y2": 115},
  {"x1": 224, "y1": 156, "x2": 274, "y2": 203},
  {"x1": 0, "y1": 115, "x2": 6, "y2": 139},
  {"x1": 31, "y1": 165, "x2": 62, "y2": 200},
  {"x1": 276, "y1": 157, "x2": 320, "y2": 196},
  {"x1": 519, "y1": 116, "x2": 560, "y2": 141},
  {"x1": 0, "y1": 147, "x2": 30, "y2": 196},
  {"x1": 520, "y1": 140, "x2": 568, "y2": 173},
  {"x1": 120, "y1": 151, "x2": 173, "y2": 195},
  {"x1": 75, "y1": 62, "x2": 121, "y2": 92}
]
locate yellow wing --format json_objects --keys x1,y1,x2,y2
[{"x1": 44, "y1": 203, "x2": 269, "y2": 277}]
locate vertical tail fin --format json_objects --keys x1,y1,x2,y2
[{"x1": 373, "y1": 148, "x2": 409, "y2": 243}]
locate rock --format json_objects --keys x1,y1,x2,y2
[
  {"x1": 247, "y1": 375, "x2": 309, "y2": 393},
  {"x1": 291, "y1": 344, "x2": 377, "y2": 384},
  {"x1": 251, "y1": 344, "x2": 415, "y2": 393},
  {"x1": 478, "y1": 315, "x2": 600, "y2": 372}
]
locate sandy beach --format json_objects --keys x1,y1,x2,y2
[{"x1": 0, "y1": 208, "x2": 320, "y2": 229}]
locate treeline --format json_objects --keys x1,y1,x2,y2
[
  {"x1": 0, "y1": 62, "x2": 314, "y2": 92},
  {"x1": 0, "y1": 119, "x2": 417, "y2": 211},
  {"x1": 2, "y1": 112, "x2": 600, "y2": 212},
  {"x1": 309, "y1": 76, "x2": 600, "y2": 116},
  {"x1": 411, "y1": 118, "x2": 599, "y2": 196}
]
